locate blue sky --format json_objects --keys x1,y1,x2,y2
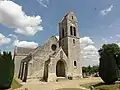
[{"x1": 0, "y1": 0, "x2": 120, "y2": 66}]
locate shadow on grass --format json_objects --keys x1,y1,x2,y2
[
  {"x1": 92, "y1": 82, "x2": 106, "y2": 87},
  {"x1": 91, "y1": 82, "x2": 120, "y2": 90}
]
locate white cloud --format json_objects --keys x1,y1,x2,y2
[
  {"x1": 13, "y1": 40, "x2": 38, "y2": 49},
  {"x1": 116, "y1": 43, "x2": 120, "y2": 48},
  {"x1": 0, "y1": 0, "x2": 43, "y2": 36},
  {"x1": 80, "y1": 37, "x2": 99, "y2": 66},
  {"x1": 36, "y1": 0, "x2": 49, "y2": 8},
  {"x1": 55, "y1": 36, "x2": 99, "y2": 66},
  {"x1": 116, "y1": 34, "x2": 120, "y2": 38},
  {"x1": 100, "y1": 5, "x2": 114, "y2": 16},
  {"x1": 109, "y1": 36, "x2": 113, "y2": 39},
  {"x1": 102, "y1": 38, "x2": 108, "y2": 43},
  {"x1": 0, "y1": 33, "x2": 11, "y2": 45},
  {"x1": 8, "y1": 34, "x2": 17, "y2": 40},
  {"x1": 80, "y1": 37, "x2": 94, "y2": 48}
]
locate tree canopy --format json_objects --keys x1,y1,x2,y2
[
  {"x1": 0, "y1": 51, "x2": 15, "y2": 89},
  {"x1": 98, "y1": 43, "x2": 120, "y2": 84}
]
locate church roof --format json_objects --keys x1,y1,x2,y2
[
  {"x1": 17, "y1": 35, "x2": 59, "y2": 62},
  {"x1": 15, "y1": 47, "x2": 34, "y2": 56},
  {"x1": 50, "y1": 46, "x2": 68, "y2": 59},
  {"x1": 59, "y1": 11, "x2": 76, "y2": 23}
]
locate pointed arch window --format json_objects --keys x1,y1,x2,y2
[
  {"x1": 74, "y1": 61, "x2": 77, "y2": 66},
  {"x1": 73, "y1": 27, "x2": 76, "y2": 36},
  {"x1": 62, "y1": 28, "x2": 64, "y2": 38},
  {"x1": 73, "y1": 39, "x2": 75, "y2": 44},
  {"x1": 72, "y1": 16, "x2": 74, "y2": 20},
  {"x1": 70, "y1": 26, "x2": 73, "y2": 35}
]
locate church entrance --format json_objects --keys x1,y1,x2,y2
[{"x1": 56, "y1": 60, "x2": 65, "y2": 77}]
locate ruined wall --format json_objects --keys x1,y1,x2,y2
[{"x1": 14, "y1": 56, "x2": 27, "y2": 75}]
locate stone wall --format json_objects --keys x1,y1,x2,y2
[
  {"x1": 14, "y1": 56, "x2": 27, "y2": 75},
  {"x1": 28, "y1": 36, "x2": 59, "y2": 79},
  {"x1": 47, "y1": 48, "x2": 69, "y2": 82}
]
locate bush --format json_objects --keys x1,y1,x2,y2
[
  {"x1": 0, "y1": 51, "x2": 14, "y2": 89},
  {"x1": 98, "y1": 44, "x2": 119, "y2": 84},
  {"x1": 99, "y1": 52, "x2": 118, "y2": 84}
]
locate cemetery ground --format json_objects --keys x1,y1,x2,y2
[
  {"x1": 81, "y1": 81, "x2": 120, "y2": 90},
  {"x1": 13, "y1": 77, "x2": 102, "y2": 90},
  {"x1": 11, "y1": 77, "x2": 120, "y2": 90}
]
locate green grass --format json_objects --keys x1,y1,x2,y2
[
  {"x1": 80, "y1": 82, "x2": 100, "y2": 89},
  {"x1": 94, "y1": 83, "x2": 120, "y2": 90},
  {"x1": 81, "y1": 82, "x2": 120, "y2": 90},
  {"x1": 11, "y1": 79, "x2": 22, "y2": 89},
  {"x1": 56, "y1": 88, "x2": 83, "y2": 90}
]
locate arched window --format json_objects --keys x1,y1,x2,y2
[
  {"x1": 73, "y1": 27, "x2": 76, "y2": 36},
  {"x1": 73, "y1": 39, "x2": 75, "y2": 44},
  {"x1": 74, "y1": 61, "x2": 77, "y2": 66},
  {"x1": 62, "y1": 28, "x2": 64, "y2": 38},
  {"x1": 72, "y1": 16, "x2": 74, "y2": 20},
  {"x1": 70, "y1": 26, "x2": 73, "y2": 35}
]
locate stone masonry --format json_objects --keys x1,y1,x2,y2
[{"x1": 15, "y1": 12, "x2": 83, "y2": 82}]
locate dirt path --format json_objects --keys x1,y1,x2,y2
[{"x1": 15, "y1": 77, "x2": 103, "y2": 90}]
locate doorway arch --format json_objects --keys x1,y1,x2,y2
[{"x1": 56, "y1": 60, "x2": 66, "y2": 77}]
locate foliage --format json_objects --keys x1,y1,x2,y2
[
  {"x1": 82, "y1": 65, "x2": 99, "y2": 75},
  {"x1": 98, "y1": 43, "x2": 120, "y2": 84},
  {"x1": 0, "y1": 51, "x2": 15, "y2": 89},
  {"x1": 94, "y1": 83, "x2": 120, "y2": 90},
  {"x1": 81, "y1": 82, "x2": 120, "y2": 90}
]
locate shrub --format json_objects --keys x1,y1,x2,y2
[{"x1": 0, "y1": 51, "x2": 14, "y2": 89}]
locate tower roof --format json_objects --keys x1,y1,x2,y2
[{"x1": 59, "y1": 11, "x2": 77, "y2": 23}]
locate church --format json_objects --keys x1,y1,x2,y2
[{"x1": 15, "y1": 12, "x2": 83, "y2": 82}]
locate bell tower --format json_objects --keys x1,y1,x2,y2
[{"x1": 59, "y1": 12, "x2": 82, "y2": 78}]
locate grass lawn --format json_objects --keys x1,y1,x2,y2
[
  {"x1": 11, "y1": 79, "x2": 22, "y2": 89},
  {"x1": 56, "y1": 88, "x2": 83, "y2": 90},
  {"x1": 81, "y1": 82, "x2": 120, "y2": 90}
]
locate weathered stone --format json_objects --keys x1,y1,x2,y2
[{"x1": 15, "y1": 11, "x2": 83, "y2": 82}]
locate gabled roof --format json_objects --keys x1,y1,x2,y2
[
  {"x1": 30, "y1": 35, "x2": 59, "y2": 56},
  {"x1": 59, "y1": 11, "x2": 76, "y2": 23},
  {"x1": 50, "y1": 46, "x2": 68, "y2": 59},
  {"x1": 18, "y1": 35, "x2": 60, "y2": 62},
  {"x1": 15, "y1": 47, "x2": 34, "y2": 56}
]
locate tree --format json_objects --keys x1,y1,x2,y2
[
  {"x1": 0, "y1": 51, "x2": 15, "y2": 89},
  {"x1": 98, "y1": 43, "x2": 120, "y2": 84},
  {"x1": 92, "y1": 65, "x2": 99, "y2": 73},
  {"x1": 82, "y1": 65, "x2": 99, "y2": 76}
]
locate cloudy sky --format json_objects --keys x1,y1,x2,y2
[{"x1": 0, "y1": 0, "x2": 120, "y2": 66}]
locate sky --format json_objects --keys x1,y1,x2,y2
[{"x1": 0, "y1": 0, "x2": 120, "y2": 66}]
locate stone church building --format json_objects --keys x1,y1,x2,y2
[{"x1": 15, "y1": 12, "x2": 83, "y2": 82}]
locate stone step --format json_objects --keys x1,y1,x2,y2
[{"x1": 56, "y1": 77, "x2": 68, "y2": 82}]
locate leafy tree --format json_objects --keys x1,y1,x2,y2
[
  {"x1": 82, "y1": 65, "x2": 99, "y2": 76},
  {"x1": 98, "y1": 43, "x2": 120, "y2": 84},
  {"x1": 82, "y1": 67, "x2": 87, "y2": 73},
  {"x1": 0, "y1": 51, "x2": 15, "y2": 89},
  {"x1": 92, "y1": 65, "x2": 99, "y2": 73}
]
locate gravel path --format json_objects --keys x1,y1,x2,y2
[{"x1": 15, "y1": 77, "x2": 102, "y2": 90}]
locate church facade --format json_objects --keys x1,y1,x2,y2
[{"x1": 15, "y1": 12, "x2": 83, "y2": 82}]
